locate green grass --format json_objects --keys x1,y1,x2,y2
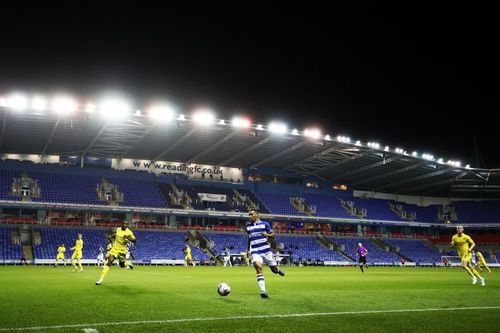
[{"x1": 0, "y1": 266, "x2": 499, "y2": 333}]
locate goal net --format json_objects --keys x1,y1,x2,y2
[{"x1": 441, "y1": 255, "x2": 462, "y2": 267}]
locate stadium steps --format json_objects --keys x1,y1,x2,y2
[
  {"x1": 374, "y1": 238, "x2": 410, "y2": 262},
  {"x1": 337, "y1": 197, "x2": 357, "y2": 217},
  {"x1": 422, "y1": 238, "x2": 440, "y2": 253},
  {"x1": 22, "y1": 245, "x2": 33, "y2": 260},
  {"x1": 316, "y1": 234, "x2": 334, "y2": 250},
  {"x1": 371, "y1": 237, "x2": 389, "y2": 251},
  {"x1": 188, "y1": 230, "x2": 218, "y2": 261},
  {"x1": 10, "y1": 229, "x2": 20, "y2": 245},
  {"x1": 324, "y1": 236, "x2": 355, "y2": 261}
]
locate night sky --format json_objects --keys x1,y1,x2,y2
[{"x1": 1, "y1": 4, "x2": 498, "y2": 167}]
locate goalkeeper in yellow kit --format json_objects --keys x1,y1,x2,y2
[
  {"x1": 450, "y1": 225, "x2": 485, "y2": 286},
  {"x1": 71, "y1": 234, "x2": 84, "y2": 272},
  {"x1": 96, "y1": 221, "x2": 136, "y2": 285}
]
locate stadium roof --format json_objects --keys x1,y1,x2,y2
[{"x1": 1, "y1": 107, "x2": 499, "y2": 199}]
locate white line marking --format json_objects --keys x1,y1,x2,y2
[
  {"x1": 82, "y1": 329, "x2": 99, "y2": 333},
  {"x1": 2, "y1": 306, "x2": 500, "y2": 331}
]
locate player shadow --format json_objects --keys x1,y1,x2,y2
[
  {"x1": 218, "y1": 298, "x2": 240, "y2": 304},
  {"x1": 99, "y1": 284, "x2": 143, "y2": 295}
]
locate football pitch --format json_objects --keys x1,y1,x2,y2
[{"x1": 1, "y1": 266, "x2": 499, "y2": 333}]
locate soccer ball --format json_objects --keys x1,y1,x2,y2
[{"x1": 217, "y1": 282, "x2": 231, "y2": 296}]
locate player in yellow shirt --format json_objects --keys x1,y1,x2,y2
[
  {"x1": 450, "y1": 225, "x2": 485, "y2": 286},
  {"x1": 105, "y1": 239, "x2": 113, "y2": 258},
  {"x1": 96, "y1": 221, "x2": 136, "y2": 285},
  {"x1": 184, "y1": 243, "x2": 195, "y2": 267},
  {"x1": 473, "y1": 250, "x2": 492, "y2": 274},
  {"x1": 54, "y1": 244, "x2": 67, "y2": 267},
  {"x1": 71, "y1": 234, "x2": 84, "y2": 272}
]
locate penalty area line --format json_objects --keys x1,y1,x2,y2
[{"x1": 2, "y1": 306, "x2": 500, "y2": 331}]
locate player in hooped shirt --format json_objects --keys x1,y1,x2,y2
[{"x1": 245, "y1": 210, "x2": 285, "y2": 298}]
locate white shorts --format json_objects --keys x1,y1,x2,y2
[{"x1": 251, "y1": 252, "x2": 277, "y2": 267}]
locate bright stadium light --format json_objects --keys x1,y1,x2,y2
[
  {"x1": 177, "y1": 114, "x2": 186, "y2": 121},
  {"x1": 465, "y1": 164, "x2": 471, "y2": 169},
  {"x1": 437, "y1": 158, "x2": 444, "y2": 164},
  {"x1": 192, "y1": 108, "x2": 215, "y2": 125},
  {"x1": 367, "y1": 142, "x2": 380, "y2": 149},
  {"x1": 422, "y1": 153, "x2": 434, "y2": 161},
  {"x1": 268, "y1": 122, "x2": 287, "y2": 134},
  {"x1": 6, "y1": 93, "x2": 28, "y2": 111},
  {"x1": 99, "y1": 98, "x2": 131, "y2": 119},
  {"x1": 355, "y1": 140, "x2": 362, "y2": 146},
  {"x1": 336, "y1": 136, "x2": 351, "y2": 143},
  {"x1": 395, "y1": 148, "x2": 404, "y2": 154},
  {"x1": 52, "y1": 96, "x2": 78, "y2": 115},
  {"x1": 447, "y1": 160, "x2": 461, "y2": 167},
  {"x1": 291, "y1": 129, "x2": 300, "y2": 135},
  {"x1": 218, "y1": 119, "x2": 226, "y2": 125},
  {"x1": 232, "y1": 117, "x2": 250, "y2": 128},
  {"x1": 412, "y1": 151, "x2": 418, "y2": 157},
  {"x1": 31, "y1": 96, "x2": 48, "y2": 111},
  {"x1": 304, "y1": 128, "x2": 321, "y2": 139},
  {"x1": 256, "y1": 124, "x2": 264, "y2": 130},
  {"x1": 0, "y1": 97, "x2": 6, "y2": 107},
  {"x1": 149, "y1": 105, "x2": 175, "y2": 122},
  {"x1": 384, "y1": 146, "x2": 390, "y2": 151},
  {"x1": 324, "y1": 134, "x2": 332, "y2": 141},
  {"x1": 85, "y1": 102, "x2": 96, "y2": 113}
]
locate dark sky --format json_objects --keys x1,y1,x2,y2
[{"x1": 1, "y1": 3, "x2": 498, "y2": 167}]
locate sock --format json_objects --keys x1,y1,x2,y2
[
  {"x1": 78, "y1": 260, "x2": 83, "y2": 270},
  {"x1": 257, "y1": 274, "x2": 266, "y2": 293},
  {"x1": 100, "y1": 265, "x2": 110, "y2": 281},
  {"x1": 464, "y1": 266, "x2": 474, "y2": 277},
  {"x1": 359, "y1": 264, "x2": 364, "y2": 273},
  {"x1": 72, "y1": 259, "x2": 77, "y2": 270},
  {"x1": 472, "y1": 268, "x2": 482, "y2": 278}
]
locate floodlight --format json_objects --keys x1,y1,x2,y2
[
  {"x1": 268, "y1": 122, "x2": 287, "y2": 134},
  {"x1": 232, "y1": 117, "x2": 250, "y2": 128},
  {"x1": 291, "y1": 129, "x2": 300, "y2": 135},
  {"x1": 324, "y1": 134, "x2": 332, "y2": 141},
  {"x1": 218, "y1": 119, "x2": 226, "y2": 125},
  {"x1": 422, "y1": 153, "x2": 434, "y2": 161},
  {"x1": 304, "y1": 128, "x2": 321, "y2": 139},
  {"x1": 31, "y1": 96, "x2": 47, "y2": 111},
  {"x1": 52, "y1": 96, "x2": 78, "y2": 114},
  {"x1": 355, "y1": 140, "x2": 362, "y2": 146},
  {"x1": 6, "y1": 93, "x2": 28, "y2": 111},
  {"x1": 85, "y1": 103, "x2": 96, "y2": 113},
  {"x1": 149, "y1": 105, "x2": 175, "y2": 122},
  {"x1": 412, "y1": 151, "x2": 418, "y2": 157},
  {"x1": 192, "y1": 108, "x2": 215, "y2": 125},
  {"x1": 256, "y1": 124, "x2": 264, "y2": 130},
  {"x1": 99, "y1": 98, "x2": 131, "y2": 119}
]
